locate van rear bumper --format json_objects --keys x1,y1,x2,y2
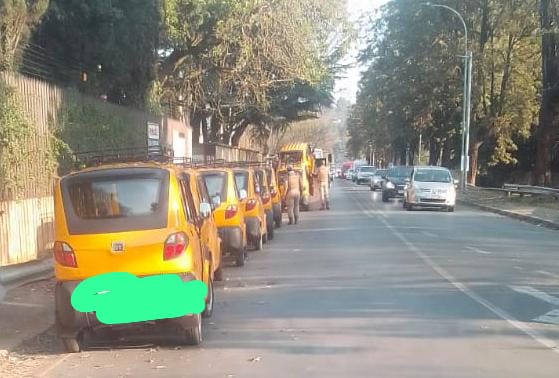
[
  {"x1": 217, "y1": 226, "x2": 244, "y2": 253},
  {"x1": 55, "y1": 274, "x2": 199, "y2": 339}
]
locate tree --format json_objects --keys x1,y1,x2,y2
[
  {"x1": 350, "y1": 0, "x2": 540, "y2": 184},
  {"x1": 30, "y1": 0, "x2": 160, "y2": 106},
  {"x1": 0, "y1": 0, "x2": 48, "y2": 70}
]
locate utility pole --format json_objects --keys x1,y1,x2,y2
[{"x1": 423, "y1": 3, "x2": 472, "y2": 191}]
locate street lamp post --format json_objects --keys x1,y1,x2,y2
[{"x1": 423, "y1": 3, "x2": 472, "y2": 191}]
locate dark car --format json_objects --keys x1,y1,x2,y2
[{"x1": 382, "y1": 166, "x2": 414, "y2": 202}]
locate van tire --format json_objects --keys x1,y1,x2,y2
[
  {"x1": 267, "y1": 223, "x2": 274, "y2": 241},
  {"x1": 235, "y1": 247, "x2": 246, "y2": 266},
  {"x1": 62, "y1": 337, "x2": 81, "y2": 353},
  {"x1": 184, "y1": 314, "x2": 202, "y2": 346},
  {"x1": 382, "y1": 192, "x2": 390, "y2": 202},
  {"x1": 214, "y1": 267, "x2": 224, "y2": 282},
  {"x1": 202, "y1": 278, "x2": 214, "y2": 318}
]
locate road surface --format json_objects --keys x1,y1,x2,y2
[{"x1": 22, "y1": 180, "x2": 559, "y2": 377}]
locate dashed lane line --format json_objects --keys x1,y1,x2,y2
[{"x1": 351, "y1": 195, "x2": 559, "y2": 356}]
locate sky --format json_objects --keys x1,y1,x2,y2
[{"x1": 334, "y1": 0, "x2": 389, "y2": 104}]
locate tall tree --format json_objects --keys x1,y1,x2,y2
[{"x1": 0, "y1": 0, "x2": 48, "y2": 70}]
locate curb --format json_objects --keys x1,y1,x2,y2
[
  {"x1": 457, "y1": 199, "x2": 559, "y2": 231},
  {"x1": 0, "y1": 258, "x2": 54, "y2": 289}
]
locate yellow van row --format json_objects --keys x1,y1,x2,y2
[{"x1": 53, "y1": 159, "x2": 283, "y2": 352}]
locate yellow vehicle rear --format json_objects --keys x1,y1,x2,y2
[
  {"x1": 266, "y1": 166, "x2": 282, "y2": 228},
  {"x1": 199, "y1": 168, "x2": 247, "y2": 267},
  {"x1": 54, "y1": 164, "x2": 214, "y2": 352},
  {"x1": 233, "y1": 168, "x2": 267, "y2": 250},
  {"x1": 255, "y1": 168, "x2": 274, "y2": 240}
]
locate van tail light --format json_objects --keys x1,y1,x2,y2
[
  {"x1": 164, "y1": 232, "x2": 188, "y2": 261},
  {"x1": 262, "y1": 194, "x2": 271, "y2": 205},
  {"x1": 225, "y1": 205, "x2": 238, "y2": 219},
  {"x1": 245, "y1": 199, "x2": 257, "y2": 211},
  {"x1": 54, "y1": 242, "x2": 77, "y2": 268}
]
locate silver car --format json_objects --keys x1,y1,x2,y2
[
  {"x1": 403, "y1": 166, "x2": 458, "y2": 212},
  {"x1": 355, "y1": 166, "x2": 376, "y2": 185},
  {"x1": 369, "y1": 169, "x2": 386, "y2": 191}
]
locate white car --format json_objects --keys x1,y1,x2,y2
[
  {"x1": 403, "y1": 166, "x2": 458, "y2": 212},
  {"x1": 355, "y1": 166, "x2": 376, "y2": 185}
]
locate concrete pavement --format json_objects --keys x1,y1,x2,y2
[{"x1": 5, "y1": 180, "x2": 559, "y2": 377}]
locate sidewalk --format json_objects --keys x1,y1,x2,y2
[
  {"x1": 458, "y1": 187, "x2": 559, "y2": 230},
  {"x1": 0, "y1": 258, "x2": 53, "y2": 290}
]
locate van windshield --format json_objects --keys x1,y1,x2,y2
[
  {"x1": 414, "y1": 169, "x2": 452, "y2": 183},
  {"x1": 202, "y1": 172, "x2": 228, "y2": 205},
  {"x1": 61, "y1": 168, "x2": 170, "y2": 235},
  {"x1": 234, "y1": 172, "x2": 248, "y2": 192}
]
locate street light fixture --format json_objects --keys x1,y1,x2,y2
[{"x1": 422, "y1": 3, "x2": 472, "y2": 191}]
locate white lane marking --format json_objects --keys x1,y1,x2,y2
[
  {"x1": 465, "y1": 246, "x2": 492, "y2": 255},
  {"x1": 281, "y1": 227, "x2": 373, "y2": 233},
  {"x1": 535, "y1": 310, "x2": 559, "y2": 325},
  {"x1": 537, "y1": 270, "x2": 559, "y2": 280},
  {"x1": 352, "y1": 197, "x2": 559, "y2": 355},
  {"x1": 0, "y1": 301, "x2": 45, "y2": 308},
  {"x1": 510, "y1": 286, "x2": 559, "y2": 307}
]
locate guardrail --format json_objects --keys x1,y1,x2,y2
[{"x1": 482, "y1": 184, "x2": 559, "y2": 199}]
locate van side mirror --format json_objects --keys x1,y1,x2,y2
[
  {"x1": 200, "y1": 202, "x2": 212, "y2": 219},
  {"x1": 239, "y1": 189, "x2": 248, "y2": 200}
]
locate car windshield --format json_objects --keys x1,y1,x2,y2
[
  {"x1": 414, "y1": 169, "x2": 452, "y2": 183},
  {"x1": 202, "y1": 172, "x2": 228, "y2": 205},
  {"x1": 359, "y1": 167, "x2": 376, "y2": 173},
  {"x1": 389, "y1": 167, "x2": 413, "y2": 178},
  {"x1": 376, "y1": 170, "x2": 386, "y2": 176}
]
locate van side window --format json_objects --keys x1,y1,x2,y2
[
  {"x1": 197, "y1": 176, "x2": 211, "y2": 205},
  {"x1": 179, "y1": 176, "x2": 197, "y2": 221}
]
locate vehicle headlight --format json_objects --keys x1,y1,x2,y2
[{"x1": 386, "y1": 181, "x2": 395, "y2": 189}]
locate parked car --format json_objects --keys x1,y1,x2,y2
[
  {"x1": 265, "y1": 166, "x2": 282, "y2": 228},
  {"x1": 355, "y1": 166, "x2": 376, "y2": 185},
  {"x1": 54, "y1": 163, "x2": 215, "y2": 352},
  {"x1": 369, "y1": 169, "x2": 386, "y2": 191},
  {"x1": 254, "y1": 167, "x2": 274, "y2": 241},
  {"x1": 382, "y1": 166, "x2": 414, "y2": 202},
  {"x1": 199, "y1": 168, "x2": 247, "y2": 269},
  {"x1": 346, "y1": 169, "x2": 354, "y2": 180},
  {"x1": 233, "y1": 168, "x2": 268, "y2": 251},
  {"x1": 404, "y1": 166, "x2": 458, "y2": 212}
]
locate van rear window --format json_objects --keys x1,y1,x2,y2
[
  {"x1": 202, "y1": 172, "x2": 227, "y2": 205},
  {"x1": 61, "y1": 168, "x2": 169, "y2": 235}
]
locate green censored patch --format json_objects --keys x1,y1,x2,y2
[{"x1": 71, "y1": 272, "x2": 207, "y2": 325}]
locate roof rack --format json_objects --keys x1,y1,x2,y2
[{"x1": 72, "y1": 145, "x2": 174, "y2": 168}]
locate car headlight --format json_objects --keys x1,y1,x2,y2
[{"x1": 386, "y1": 182, "x2": 395, "y2": 189}]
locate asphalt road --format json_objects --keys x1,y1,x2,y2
[{"x1": 37, "y1": 180, "x2": 559, "y2": 377}]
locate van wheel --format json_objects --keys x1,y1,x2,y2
[
  {"x1": 447, "y1": 206, "x2": 455, "y2": 213},
  {"x1": 214, "y1": 267, "x2": 224, "y2": 282},
  {"x1": 267, "y1": 224, "x2": 274, "y2": 241},
  {"x1": 235, "y1": 247, "x2": 246, "y2": 267},
  {"x1": 370, "y1": 186, "x2": 375, "y2": 191},
  {"x1": 183, "y1": 314, "x2": 202, "y2": 346},
  {"x1": 382, "y1": 193, "x2": 390, "y2": 202},
  {"x1": 202, "y1": 278, "x2": 214, "y2": 318},
  {"x1": 62, "y1": 337, "x2": 81, "y2": 353},
  {"x1": 403, "y1": 201, "x2": 409, "y2": 210}
]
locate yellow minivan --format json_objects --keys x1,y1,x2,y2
[
  {"x1": 265, "y1": 166, "x2": 282, "y2": 228},
  {"x1": 199, "y1": 168, "x2": 247, "y2": 267},
  {"x1": 54, "y1": 163, "x2": 215, "y2": 352},
  {"x1": 233, "y1": 168, "x2": 267, "y2": 250},
  {"x1": 254, "y1": 167, "x2": 274, "y2": 241}
]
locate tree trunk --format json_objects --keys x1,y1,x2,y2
[
  {"x1": 231, "y1": 120, "x2": 250, "y2": 147},
  {"x1": 468, "y1": 141, "x2": 483, "y2": 186},
  {"x1": 428, "y1": 138, "x2": 441, "y2": 166},
  {"x1": 441, "y1": 139, "x2": 453, "y2": 167},
  {"x1": 535, "y1": 0, "x2": 557, "y2": 185}
]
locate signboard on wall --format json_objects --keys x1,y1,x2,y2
[{"x1": 147, "y1": 122, "x2": 160, "y2": 141}]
